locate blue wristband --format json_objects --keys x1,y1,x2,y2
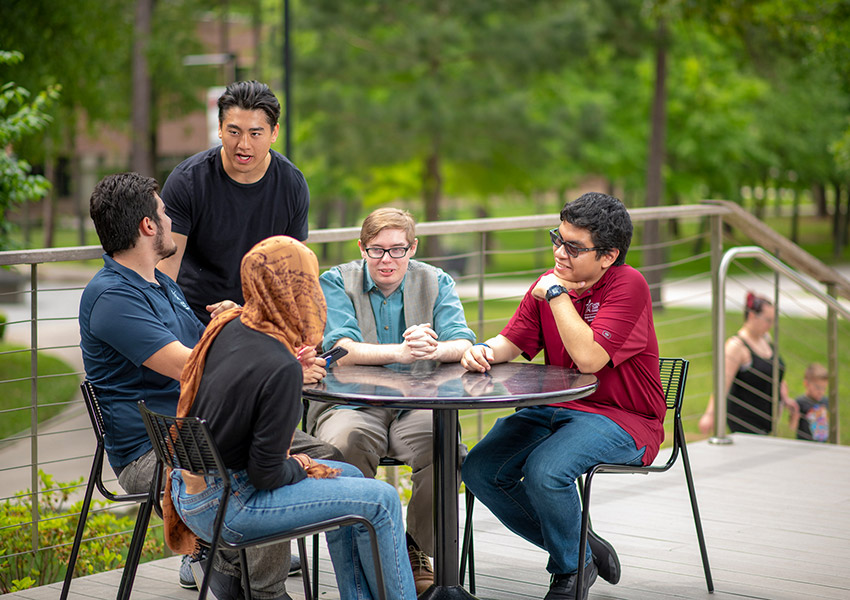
[{"x1": 473, "y1": 343, "x2": 491, "y2": 349}]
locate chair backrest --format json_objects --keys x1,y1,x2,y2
[
  {"x1": 81, "y1": 380, "x2": 108, "y2": 446},
  {"x1": 138, "y1": 401, "x2": 229, "y2": 479},
  {"x1": 80, "y1": 380, "x2": 148, "y2": 502},
  {"x1": 659, "y1": 357, "x2": 689, "y2": 416}
]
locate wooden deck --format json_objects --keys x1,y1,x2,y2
[{"x1": 9, "y1": 435, "x2": 850, "y2": 600}]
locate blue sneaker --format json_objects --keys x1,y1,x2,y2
[
  {"x1": 179, "y1": 554, "x2": 198, "y2": 590},
  {"x1": 288, "y1": 554, "x2": 301, "y2": 577}
]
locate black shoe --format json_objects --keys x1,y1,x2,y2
[
  {"x1": 588, "y1": 529, "x2": 621, "y2": 585},
  {"x1": 544, "y1": 561, "x2": 597, "y2": 600},
  {"x1": 193, "y1": 556, "x2": 245, "y2": 600},
  {"x1": 288, "y1": 554, "x2": 301, "y2": 577}
]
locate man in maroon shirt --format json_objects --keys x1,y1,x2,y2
[{"x1": 461, "y1": 192, "x2": 665, "y2": 600}]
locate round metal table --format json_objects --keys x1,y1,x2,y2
[{"x1": 304, "y1": 361, "x2": 598, "y2": 599}]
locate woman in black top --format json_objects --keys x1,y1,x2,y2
[
  {"x1": 163, "y1": 236, "x2": 417, "y2": 600},
  {"x1": 700, "y1": 292, "x2": 799, "y2": 435}
]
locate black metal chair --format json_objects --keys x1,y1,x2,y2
[
  {"x1": 60, "y1": 381, "x2": 150, "y2": 600},
  {"x1": 139, "y1": 400, "x2": 388, "y2": 600},
  {"x1": 574, "y1": 357, "x2": 714, "y2": 594},
  {"x1": 302, "y1": 399, "x2": 476, "y2": 595},
  {"x1": 460, "y1": 358, "x2": 713, "y2": 595}
]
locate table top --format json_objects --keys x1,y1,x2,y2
[{"x1": 303, "y1": 361, "x2": 598, "y2": 410}]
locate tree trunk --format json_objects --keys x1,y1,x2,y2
[
  {"x1": 422, "y1": 136, "x2": 442, "y2": 259},
  {"x1": 790, "y1": 187, "x2": 800, "y2": 244},
  {"x1": 42, "y1": 154, "x2": 56, "y2": 248},
  {"x1": 832, "y1": 181, "x2": 842, "y2": 258},
  {"x1": 812, "y1": 182, "x2": 827, "y2": 217},
  {"x1": 130, "y1": 0, "x2": 155, "y2": 176},
  {"x1": 643, "y1": 20, "x2": 668, "y2": 309}
]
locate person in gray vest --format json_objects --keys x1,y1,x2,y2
[{"x1": 310, "y1": 207, "x2": 475, "y2": 594}]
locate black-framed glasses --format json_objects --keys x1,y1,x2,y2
[
  {"x1": 364, "y1": 246, "x2": 411, "y2": 259},
  {"x1": 549, "y1": 229, "x2": 606, "y2": 258}
]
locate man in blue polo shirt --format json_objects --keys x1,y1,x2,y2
[{"x1": 79, "y1": 172, "x2": 336, "y2": 600}]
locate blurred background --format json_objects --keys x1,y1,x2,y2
[{"x1": 2, "y1": 0, "x2": 850, "y2": 259}]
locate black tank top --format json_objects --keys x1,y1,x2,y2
[{"x1": 726, "y1": 336, "x2": 785, "y2": 434}]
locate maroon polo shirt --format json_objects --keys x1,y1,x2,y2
[{"x1": 501, "y1": 264, "x2": 665, "y2": 465}]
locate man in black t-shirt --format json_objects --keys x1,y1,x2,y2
[{"x1": 159, "y1": 80, "x2": 308, "y2": 324}]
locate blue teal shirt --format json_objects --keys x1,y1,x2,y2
[
  {"x1": 320, "y1": 261, "x2": 475, "y2": 349},
  {"x1": 79, "y1": 254, "x2": 205, "y2": 470}
]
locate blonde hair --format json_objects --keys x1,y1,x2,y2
[
  {"x1": 360, "y1": 208, "x2": 416, "y2": 246},
  {"x1": 804, "y1": 363, "x2": 828, "y2": 381}
]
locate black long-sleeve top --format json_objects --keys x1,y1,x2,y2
[{"x1": 189, "y1": 319, "x2": 307, "y2": 489}]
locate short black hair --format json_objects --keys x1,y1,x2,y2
[
  {"x1": 560, "y1": 192, "x2": 632, "y2": 266},
  {"x1": 218, "y1": 80, "x2": 280, "y2": 128},
  {"x1": 89, "y1": 173, "x2": 160, "y2": 255}
]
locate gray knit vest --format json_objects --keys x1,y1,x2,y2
[{"x1": 337, "y1": 259, "x2": 440, "y2": 342}]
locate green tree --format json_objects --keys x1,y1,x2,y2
[
  {"x1": 295, "y1": 1, "x2": 602, "y2": 254},
  {"x1": 0, "y1": 51, "x2": 59, "y2": 250}
]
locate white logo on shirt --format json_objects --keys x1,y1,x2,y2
[{"x1": 584, "y1": 301, "x2": 600, "y2": 323}]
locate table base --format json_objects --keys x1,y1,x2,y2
[{"x1": 418, "y1": 584, "x2": 478, "y2": 600}]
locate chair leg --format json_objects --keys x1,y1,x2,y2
[
  {"x1": 116, "y1": 499, "x2": 153, "y2": 600},
  {"x1": 678, "y1": 424, "x2": 714, "y2": 592},
  {"x1": 361, "y1": 519, "x2": 387, "y2": 600},
  {"x1": 239, "y1": 548, "x2": 254, "y2": 600},
  {"x1": 312, "y1": 532, "x2": 320, "y2": 599},
  {"x1": 575, "y1": 472, "x2": 595, "y2": 599},
  {"x1": 297, "y1": 537, "x2": 313, "y2": 600},
  {"x1": 59, "y1": 455, "x2": 101, "y2": 600},
  {"x1": 459, "y1": 488, "x2": 475, "y2": 594}
]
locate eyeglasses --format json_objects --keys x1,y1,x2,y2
[
  {"x1": 549, "y1": 229, "x2": 606, "y2": 258},
  {"x1": 364, "y1": 246, "x2": 411, "y2": 259}
]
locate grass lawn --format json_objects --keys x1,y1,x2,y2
[{"x1": 0, "y1": 343, "x2": 80, "y2": 439}]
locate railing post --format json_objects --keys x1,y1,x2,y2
[
  {"x1": 771, "y1": 270, "x2": 781, "y2": 437},
  {"x1": 709, "y1": 214, "x2": 732, "y2": 444},
  {"x1": 476, "y1": 231, "x2": 485, "y2": 441},
  {"x1": 826, "y1": 283, "x2": 840, "y2": 444},
  {"x1": 29, "y1": 263, "x2": 40, "y2": 551}
]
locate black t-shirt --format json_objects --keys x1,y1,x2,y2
[
  {"x1": 189, "y1": 319, "x2": 306, "y2": 490},
  {"x1": 161, "y1": 147, "x2": 309, "y2": 323}
]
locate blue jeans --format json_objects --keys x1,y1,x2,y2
[
  {"x1": 462, "y1": 407, "x2": 645, "y2": 575},
  {"x1": 171, "y1": 461, "x2": 417, "y2": 600}
]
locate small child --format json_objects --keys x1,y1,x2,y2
[{"x1": 795, "y1": 363, "x2": 830, "y2": 442}]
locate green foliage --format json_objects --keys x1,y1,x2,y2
[
  {"x1": 0, "y1": 471, "x2": 165, "y2": 593},
  {"x1": 0, "y1": 50, "x2": 60, "y2": 250},
  {"x1": 0, "y1": 343, "x2": 81, "y2": 439}
]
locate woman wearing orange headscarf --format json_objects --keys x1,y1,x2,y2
[{"x1": 165, "y1": 236, "x2": 416, "y2": 600}]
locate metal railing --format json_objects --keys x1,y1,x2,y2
[
  {"x1": 710, "y1": 246, "x2": 850, "y2": 444},
  {"x1": 1, "y1": 200, "x2": 848, "y2": 568}
]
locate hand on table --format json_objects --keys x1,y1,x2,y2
[
  {"x1": 296, "y1": 346, "x2": 327, "y2": 384},
  {"x1": 401, "y1": 323, "x2": 439, "y2": 362},
  {"x1": 461, "y1": 344, "x2": 494, "y2": 373}
]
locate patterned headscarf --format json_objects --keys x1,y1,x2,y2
[{"x1": 163, "y1": 236, "x2": 327, "y2": 554}]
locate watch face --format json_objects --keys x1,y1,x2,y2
[{"x1": 546, "y1": 284, "x2": 566, "y2": 301}]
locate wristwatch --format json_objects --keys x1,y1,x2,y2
[{"x1": 545, "y1": 284, "x2": 567, "y2": 302}]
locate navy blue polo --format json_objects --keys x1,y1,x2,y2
[{"x1": 79, "y1": 254, "x2": 205, "y2": 470}]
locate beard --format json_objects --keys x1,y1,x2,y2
[{"x1": 154, "y1": 227, "x2": 178, "y2": 261}]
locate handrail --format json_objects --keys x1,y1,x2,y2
[
  {"x1": 0, "y1": 203, "x2": 732, "y2": 266},
  {"x1": 710, "y1": 246, "x2": 849, "y2": 445}
]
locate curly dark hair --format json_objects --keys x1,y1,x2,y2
[
  {"x1": 218, "y1": 80, "x2": 280, "y2": 128},
  {"x1": 559, "y1": 192, "x2": 632, "y2": 266},
  {"x1": 89, "y1": 173, "x2": 160, "y2": 255}
]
